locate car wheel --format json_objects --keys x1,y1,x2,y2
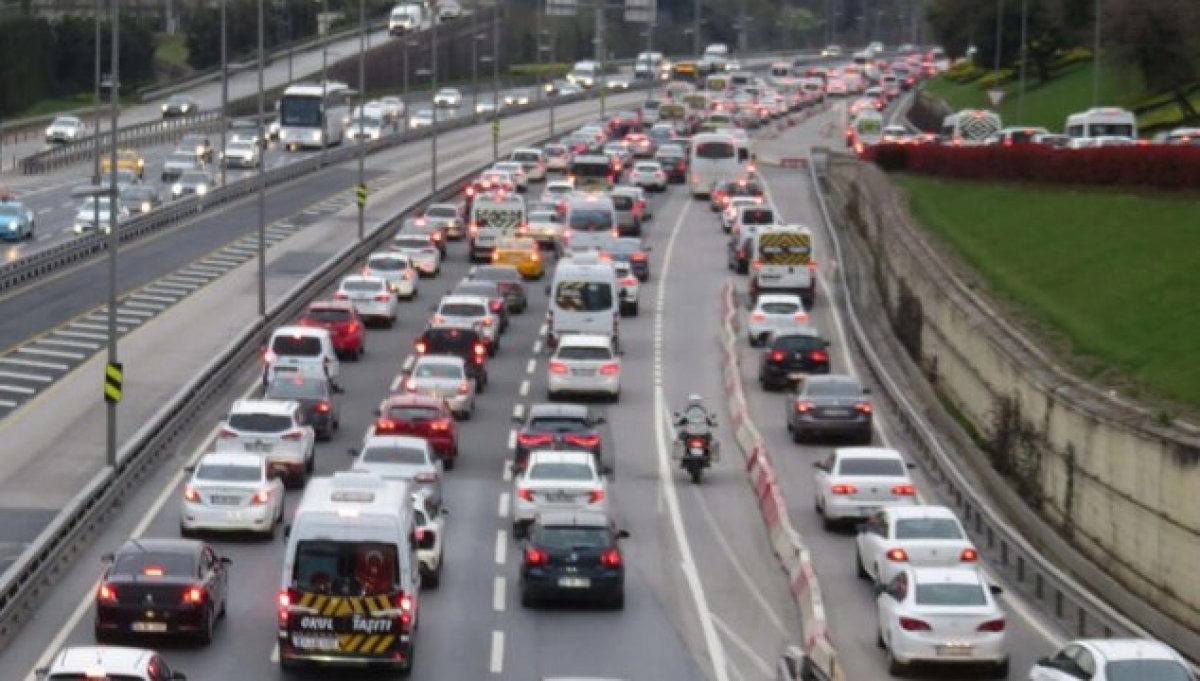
[
  {"x1": 856, "y1": 548, "x2": 869, "y2": 580},
  {"x1": 520, "y1": 587, "x2": 537, "y2": 608},
  {"x1": 792, "y1": 427, "x2": 805, "y2": 444},
  {"x1": 422, "y1": 567, "x2": 440, "y2": 589},
  {"x1": 179, "y1": 523, "x2": 192, "y2": 539},
  {"x1": 196, "y1": 605, "x2": 215, "y2": 645},
  {"x1": 748, "y1": 334, "x2": 759, "y2": 347},
  {"x1": 886, "y1": 645, "x2": 907, "y2": 676},
  {"x1": 547, "y1": 389, "x2": 558, "y2": 401},
  {"x1": 629, "y1": 302, "x2": 639, "y2": 317},
  {"x1": 877, "y1": 628, "x2": 886, "y2": 649},
  {"x1": 443, "y1": 454, "x2": 456, "y2": 471},
  {"x1": 306, "y1": 451, "x2": 315, "y2": 473},
  {"x1": 609, "y1": 390, "x2": 620, "y2": 404}
]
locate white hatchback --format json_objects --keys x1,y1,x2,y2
[
  {"x1": 404, "y1": 355, "x2": 477, "y2": 419},
  {"x1": 814, "y1": 447, "x2": 918, "y2": 529},
  {"x1": 336, "y1": 274, "x2": 398, "y2": 327},
  {"x1": 363, "y1": 251, "x2": 419, "y2": 299},
  {"x1": 877, "y1": 567, "x2": 1009, "y2": 677},
  {"x1": 180, "y1": 452, "x2": 285, "y2": 538},
  {"x1": 747, "y1": 294, "x2": 809, "y2": 346},
  {"x1": 392, "y1": 233, "x2": 442, "y2": 276},
  {"x1": 855, "y1": 505, "x2": 978, "y2": 587},
  {"x1": 215, "y1": 399, "x2": 316, "y2": 486},
  {"x1": 547, "y1": 333, "x2": 621, "y2": 401},
  {"x1": 511, "y1": 449, "x2": 610, "y2": 535},
  {"x1": 630, "y1": 161, "x2": 668, "y2": 191}
]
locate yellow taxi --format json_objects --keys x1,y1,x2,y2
[
  {"x1": 100, "y1": 148, "x2": 146, "y2": 179},
  {"x1": 491, "y1": 236, "x2": 544, "y2": 280}
]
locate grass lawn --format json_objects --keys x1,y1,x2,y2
[{"x1": 893, "y1": 174, "x2": 1200, "y2": 412}]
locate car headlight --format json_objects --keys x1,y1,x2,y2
[
  {"x1": 195, "y1": 145, "x2": 205, "y2": 155},
  {"x1": 161, "y1": 104, "x2": 168, "y2": 111},
  {"x1": 196, "y1": 184, "x2": 208, "y2": 196},
  {"x1": 172, "y1": 183, "x2": 182, "y2": 194},
  {"x1": 141, "y1": 201, "x2": 152, "y2": 213},
  {"x1": 311, "y1": 130, "x2": 321, "y2": 140}
]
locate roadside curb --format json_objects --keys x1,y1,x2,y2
[{"x1": 717, "y1": 279, "x2": 844, "y2": 681}]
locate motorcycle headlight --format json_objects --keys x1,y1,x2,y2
[{"x1": 161, "y1": 104, "x2": 168, "y2": 111}]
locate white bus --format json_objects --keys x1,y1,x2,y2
[
  {"x1": 1065, "y1": 107, "x2": 1137, "y2": 141},
  {"x1": 277, "y1": 81, "x2": 353, "y2": 151},
  {"x1": 688, "y1": 132, "x2": 748, "y2": 198}
]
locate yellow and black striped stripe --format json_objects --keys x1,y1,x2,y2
[
  {"x1": 296, "y1": 593, "x2": 394, "y2": 617},
  {"x1": 336, "y1": 634, "x2": 397, "y2": 654},
  {"x1": 757, "y1": 232, "x2": 812, "y2": 266}
]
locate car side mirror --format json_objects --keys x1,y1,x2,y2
[
  {"x1": 862, "y1": 387, "x2": 872, "y2": 394},
  {"x1": 905, "y1": 462, "x2": 916, "y2": 469},
  {"x1": 333, "y1": 384, "x2": 346, "y2": 394},
  {"x1": 440, "y1": 507, "x2": 450, "y2": 516},
  {"x1": 601, "y1": 464, "x2": 614, "y2": 476},
  {"x1": 183, "y1": 465, "x2": 195, "y2": 474},
  {"x1": 813, "y1": 461, "x2": 828, "y2": 471},
  {"x1": 989, "y1": 584, "x2": 1003, "y2": 596},
  {"x1": 101, "y1": 552, "x2": 114, "y2": 563},
  {"x1": 872, "y1": 583, "x2": 887, "y2": 597},
  {"x1": 220, "y1": 556, "x2": 233, "y2": 565},
  {"x1": 347, "y1": 448, "x2": 360, "y2": 457},
  {"x1": 617, "y1": 529, "x2": 630, "y2": 539}
]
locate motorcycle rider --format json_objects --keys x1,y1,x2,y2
[{"x1": 675, "y1": 394, "x2": 717, "y2": 442}]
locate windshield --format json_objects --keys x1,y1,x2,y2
[
  {"x1": 695, "y1": 141, "x2": 736, "y2": 159},
  {"x1": 571, "y1": 162, "x2": 612, "y2": 179},
  {"x1": 266, "y1": 378, "x2": 325, "y2": 400},
  {"x1": 837, "y1": 458, "x2": 906, "y2": 476},
  {"x1": 293, "y1": 540, "x2": 399, "y2": 595},
  {"x1": 1105, "y1": 661, "x2": 1193, "y2": 681},
  {"x1": 112, "y1": 552, "x2": 193, "y2": 577},
  {"x1": 369, "y1": 256, "x2": 407, "y2": 270},
  {"x1": 914, "y1": 583, "x2": 987, "y2": 606},
  {"x1": 386, "y1": 405, "x2": 442, "y2": 421},
  {"x1": 271, "y1": 334, "x2": 321, "y2": 356},
  {"x1": 414, "y1": 362, "x2": 463, "y2": 379},
  {"x1": 536, "y1": 526, "x2": 609, "y2": 549},
  {"x1": 228, "y1": 412, "x2": 292, "y2": 432},
  {"x1": 343, "y1": 279, "x2": 383, "y2": 292},
  {"x1": 1089, "y1": 123, "x2": 1135, "y2": 137},
  {"x1": 568, "y1": 209, "x2": 613, "y2": 231},
  {"x1": 306, "y1": 307, "x2": 352, "y2": 323},
  {"x1": 556, "y1": 346, "x2": 612, "y2": 361},
  {"x1": 362, "y1": 445, "x2": 427, "y2": 465},
  {"x1": 528, "y1": 462, "x2": 594, "y2": 481},
  {"x1": 895, "y1": 518, "x2": 963, "y2": 540},
  {"x1": 280, "y1": 95, "x2": 322, "y2": 127},
  {"x1": 196, "y1": 462, "x2": 262, "y2": 483},
  {"x1": 440, "y1": 302, "x2": 485, "y2": 317},
  {"x1": 0, "y1": 205, "x2": 23, "y2": 217},
  {"x1": 555, "y1": 282, "x2": 613, "y2": 312}
]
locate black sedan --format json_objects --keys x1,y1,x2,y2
[
  {"x1": 654, "y1": 147, "x2": 688, "y2": 182},
  {"x1": 758, "y1": 331, "x2": 831, "y2": 391},
  {"x1": 467, "y1": 264, "x2": 529, "y2": 314},
  {"x1": 264, "y1": 373, "x2": 341, "y2": 440},
  {"x1": 786, "y1": 373, "x2": 873, "y2": 444},
  {"x1": 95, "y1": 538, "x2": 230, "y2": 645},
  {"x1": 726, "y1": 232, "x2": 754, "y2": 274},
  {"x1": 513, "y1": 403, "x2": 605, "y2": 473},
  {"x1": 603, "y1": 237, "x2": 651, "y2": 282},
  {"x1": 519, "y1": 510, "x2": 627, "y2": 609}
]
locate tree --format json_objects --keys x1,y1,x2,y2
[{"x1": 1106, "y1": 0, "x2": 1199, "y2": 123}]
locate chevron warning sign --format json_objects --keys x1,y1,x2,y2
[{"x1": 104, "y1": 362, "x2": 123, "y2": 404}]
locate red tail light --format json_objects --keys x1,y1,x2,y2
[
  {"x1": 518, "y1": 432, "x2": 554, "y2": 447},
  {"x1": 794, "y1": 400, "x2": 814, "y2": 413},
  {"x1": 524, "y1": 547, "x2": 549, "y2": 565},
  {"x1": 415, "y1": 340, "x2": 428, "y2": 353},
  {"x1": 98, "y1": 583, "x2": 118, "y2": 603},
  {"x1": 899, "y1": 616, "x2": 932, "y2": 631},
  {"x1": 749, "y1": 311, "x2": 766, "y2": 322},
  {"x1": 855, "y1": 401, "x2": 873, "y2": 414},
  {"x1": 885, "y1": 548, "x2": 909, "y2": 562},
  {"x1": 599, "y1": 362, "x2": 620, "y2": 376},
  {"x1": 809, "y1": 350, "x2": 829, "y2": 363},
  {"x1": 619, "y1": 277, "x2": 636, "y2": 287},
  {"x1": 251, "y1": 489, "x2": 271, "y2": 505},
  {"x1": 977, "y1": 618, "x2": 1006, "y2": 632},
  {"x1": 182, "y1": 586, "x2": 206, "y2": 605},
  {"x1": 375, "y1": 293, "x2": 391, "y2": 301},
  {"x1": 473, "y1": 342, "x2": 487, "y2": 357},
  {"x1": 891, "y1": 484, "x2": 917, "y2": 496},
  {"x1": 631, "y1": 252, "x2": 647, "y2": 261},
  {"x1": 334, "y1": 292, "x2": 348, "y2": 300},
  {"x1": 489, "y1": 300, "x2": 503, "y2": 312},
  {"x1": 457, "y1": 381, "x2": 470, "y2": 394},
  {"x1": 770, "y1": 350, "x2": 787, "y2": 362},
  {"x1": 281, "y1": 430, "x2": 303, "y2": 441},
  {"x1": 218, "y1": 427, "x2": 238, "y2": 439},
  {"x1": 960, "y1": 547, "x2": 979, "y2": 562},
  {"x1": 688, "y1": 437, "x2": 706, "y2": 449},
  {"x1": 183, "y1": 485, "x2": 200, "y2": 502},
  {"x1": 830, "y1": 483, "x2": 857, "y2": 495},
  {"x1": 588, "y1": 489, "x2": 606, "y2": 503},
  {"x1": 548, "y1": 361, "x2": 568, "y2": 374},
  {"x1": 414, "y1": 471, "x2": 439, "y2": 484},
  {"x1": 517, "y1": 487, "x2": 534, "y2": 502},
  {"x1": 599, "y1": 548, "x2": 622, "y2": 567},
  {"x1": 315, "y1": 401, "x2": 331, "y2": 413}
]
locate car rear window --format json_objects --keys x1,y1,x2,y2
[
  {"x1": 292, "y1": 540, "x2": 398, "y2": 594},
  {"x1": 760, "y1": 301, "x2": 800, "y2": 314},
  {"x1": 611, "y1": 196, "x2": 634, "y2": 210},
  {"x1": 535, "y1": 526, "x2": 609, "y2": 549},
  {"x1": 344, "y1": 279, "x2": 383, "y2": 292},
  {"x1": 49, "y1": 675, "x2": 144, "y2": 681},
  {"x1": 369, "y1": 257, "x2": 408, "y2": 270},
  {"x1": 362, "y1": 445, "x2": 427, "y2": 465},
  {"x1": 773, "y1": 335, "x2": 824, "y2": 352},
  {"x1": 414, "y1": 363, "x2": 463, "y2": 379},
  {"x1": 836, "y1": 458, "x2": 906, "y2": 476},
  {"x1": 568, "y1": 209, "x2": 614, "y2": 231},
  {"x1": 272, "y1": 335, "x2": 322, "y2": 356},
  {"x1": 914, "y1": 583, "x2": 986, "y2": 606},
  {"x1": 894, "y1": 518, "x2": 963, "y2": 540},
  {"x1": 805, "y1": 380, "x2": 863, "y2": 399},
  {"x1": 394, "y1": 237, "x2": 433, "y2": 250},
  {"x1": 112, "y1": 552, "x2": 194, "y2": 577},
  {"x1": 741, "y1": 208, "x2": 774, "y2": 224},
  {"x1": 306, "y1": 307, "x2": 352, "y2": 323},
  {"x1": 387, "y1": 405, "x2": 443, "y2": 421},
  {"x1": 1105, "y1": 661, "x2": 1193, "y2": 681},
  {"x1": 196, "y1": 463, "x2": 262, "y2": 483},
  {"x1": 228, "y1": 413, "x2": 293, "y2": 432},
  {"x1": 473, "y1": 267, "x2": 521, "y2": 282},
  {"x1": 528, "y1": 462, "x2": 594, "y2": 481},
  {"x1": 440, "y1": 302, "x2": 486, "y2": 317},
  {"x1": 554, "y1": 282, "x2": 613, "y2": 312},
  {"x1": 266, "y1": 378, "x2": 326, "y2": 400},
  {"x1": 529, "y1": 417, "x2": 589, "y2": 432},
  {"x1": 513, "y1": 152, "x2": 539, "y2": 162},
  {"x1": 426, "y1": 206, "x2": 457, "y2": 218},
  {"x1": 556, "y1": 346, "x2": 612, "y2": 361}
]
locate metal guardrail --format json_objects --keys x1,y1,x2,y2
[
  {"x1": 804, "y1": 147, "x2": 1200, "y2": 660},
  {"x1": 19, "y1": 111, "x2": 224, "y2": 175}
]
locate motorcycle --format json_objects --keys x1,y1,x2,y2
[{"x1": 672, "y1": 415, "x2": 720, "y2": 484}]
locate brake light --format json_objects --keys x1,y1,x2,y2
[
  {"x1": 414, "y1": 471, "x2": 438, "y2": 484},
  {"x1": 830, "y1": 483, "x2": 858, "y2": 495},
  {"x1": 891, "y1": 484, "x2": 917, "y2": 496},
  {"x1": 518, "y1": 432, "x2": 554, "y2": 447},
  {"x1": 688, "y1": 437, "x2": 706, "y2": 449},
  {"x1": 794, "y1": 400, "x2": 814, "y2": 413},
  {"x1": 457, "y1": 381, "x2": 470, "y2": 394},
  {"x1": 588, "y1": 489, "x2": 606, "y2": 503},
  {"x1": 480, "y1": 317, "x2": 493, "y2": 327},
  {"x1": 218, "y1": 428, "x2": 238, "y2": 439},
  {"x1": 631, "y1": 252, "x2": 647, "y2": 261},
  {"x1": 183, "y1": 485, "x2": 200, "y2": 502},
  {"x1": 415, "y1": 340, "x2": 428, "y2": 353},
  {"x1": 251, "y1": 489, "x2": 271, "y2": 505},
  {"x1": 619, "y1": 277, "x2": 636, "y2": 287},
  {"x1": 885, "y1": 548, "x2": 909, "y2": 562},
  {"x1": 564, "y1": 433, "x2": 600, "y2": 448},
  {"x1": 548, "y1": 360, "x2": 568, "y2": 374},
  {"x1": 809, "y1": 350, "x2": 829, "y2": 363},
  {"x1": 334, "y1": 292, "x2": 348, "y2": 300},
  {"x1": 375, "y1": 418, "x2": 396, "y2": 432},
  {"x1": 489, "y1": 299, "x2": 503, "y2": 312},
  {"x1": 899, "y1": 616, "x2": 932, "y2": 631},
  {"x1": 611, "y1": 229, "x2": 620, "y2": 238},
  {"x1": 750, "y1": 311, "x2": 766, "y2": 322},
  {"x1": 182, "y1": 586, "x2": 206, "y2": 605},
  {"x1": 281, "y1": 430, "x2": 303, "y2": 441},
  {"x1": 855, "y1": 401, "x2": 872, "y2": 414},
  {"x1": 517, "y1": 487, "x2": 534, "y2": 502},
  {"x1": 750, "y1": 259, "x2": 761, "y2": 270},
  {"x1": 473, "y1": 342, "x2": 486, "y2": 356},
  {"x1": 599, "y1": 547, "x2": 622, "y2": 567},
  {"x1": 977, "y1": 618, "x2": 1006, "y2": 632},
  {"x1": 599, "y1": 362, "x2": 620, "y2": 376},
  {"x1": 405, "y1": 379, "x2": 417, "y2": 392},
  {"x1": 794, "y1": 312, "x2": 809, "y2": 322},
  {"x1": 524, "y1": 547, "x2": 549, "y2": 565},
  {"x1": 98, "y1": 583, "x2": 118, "y2": 603},
  {"x1": 315, "y1": 401, "x2": 331, "y2": 413},
  {"x1": 960, "y1": 548, "x2": 979, "y2": 562},
  {"x1": 770, "y1": 350, "x2": 786, "y2": 362}
]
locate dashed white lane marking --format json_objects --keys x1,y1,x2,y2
[
  {"x1": 532, "y1": 340, "x2": 542, "y2": 354},
  {"x1": 121, "y1": 301, "x2": 164, "y2": 312},
  {"x1": 512, "y1": 403, "x2": 524, "y2": 420},
  {"x1": 0, "y1": 399, "x2": 16, "y2": 408},
  {"x1": 492, "y1": 576, "x2": 506, "y2": 612},
  {"x1": 489, "y1": 630, "x2": 505, "y2": 674},
  {"x1": 518, "y1": 379, "x2": 529, "y2": 396},
  {"x1": 498, "y1": 492, "x2": 510, "y2": 518},
  {"x1": 525, "y1": 358, "x2": 537, "y2": 374},
  {"x1": 506, "y1": 428, "x2": 517, "y2": 451},
  {"x1": 53, "y1": 329, "x2": 108, "y2": 341},
  {"x1": 710, "y1": 613, "x2": 772, "y2": 678},
  {"x1": 0, "y1": 356, "x2": 68, "y2": 370},
  {"x1": 17, "y1": 347, "x2": 84, "y2": 361},
  {"x1": 36, "y1": 338, "x2": 99, "y2": 350},
  {"x1": 68, "y1": 322, "x2": 127, "y2": 333},
  {"x1": 0, "y1": 370, "x2": 52, "y2": 383},
  {"x1": 494, "y1": 530, "x2": 507, "y2": 565},
  {"x1": 538, "y1": 323, "x2": 548, "y2": 336},
  {"x1": 129, "y1": 292, "x2": 177, "y2": 304},
  {"x1": 502, "y1": 460, "x2": 513, "y2": 482},
  {"x1": 390, "y1": 373, "x2": 404, "y2": 392}
]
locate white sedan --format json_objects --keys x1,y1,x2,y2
[
  {"x1": 404, "y1": 355, "x2": 476, "y2": 419},
  {"x1": 813, "y1": 447, "x2": 918, "y2": 530},
  {"x1": 412, "y1": 490, "x2": 447, "y2": 588},
  {"x1": 629, "y1": 161, "x2": 668, "y2": 192},
  {"x1": 493, "y1": 161, "x2": 529, "y2": 192},
  {"x1": 876, "y1": 567, "x2": 1009, "y2": 678},
  {"x1": 747, "y1": 294, "x2": 809, "y2": 346},
  {"x1": 855, "y1": 505, "x2": 978, "y2": 587},
  {"x1": 511, "y1": 449, "x2": 609, "y2": 536},
  {"x1": 391, "y1": 233, "x2": 442, "y2": 276},
  {"x1": 540, "y1": 180, "x2": 575, "y2": 205},
  {"x1": 433, "y1": 88, "x2": 463, "y2": 108},
  {"x1": 180, "y1": 452, "x2": 285, "y2": 539},
  {"x1": 335, "y1": 275, "x2": 398, "y2": 327},
  {"x1": 1029, "y1": 638, "x2": 1194, "y2": 681},
  {"x1": 547, "y1": 334, "x2": 621, "y2": 401},
  {"x1": 363, "y1": 251, "x2": 419, "y2": 299}
]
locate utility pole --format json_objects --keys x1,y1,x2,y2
[
  {"x1": 593, "y1": 3, "x2": 604, "y2": 62},
  {"x1": 993, "y1": 0, "x2": 1004, "y2": 74},
  {"x1": 1017, "y1": 0, "x2": 1028, "y2": 124},
  {"x1": 93, "y1": 0, "x2": 101, "y2": 188},
  {"x1": 491, "y1": 1, "x2": 499, "y2": 160},
  {"x1": 1091, "y1": 0, "x2": 1102, "y2": 105},
  {"x1": 104, "y1": 0, "x2": 120, "y2": 469},
  {"x1": 430, "y1": 1, "x2": 439, "y2": 195},
  {"x1": 471, "y1": 1, "x2": 479, "y2": 114},
  {"x1": 738, "y1": 0, "x2": 747, "y2": 53},
  {"x1": 693, "y1": 0, "x2": 700, "y2": 54},
  {"x1": 220, "y1": 0, "x2": 228, "y2": 185},
  {"x1": 357, "y1": 0, "x2": 367, "y2": 242},
  {"x1": 320, "y1": 0, "x2": 329, "y2": 167},
  {"x1": 256, "y1": 0, "x2": 266, "y2": 317}
]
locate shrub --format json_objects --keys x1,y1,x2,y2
[
  {"x1": 865, "y1": 143, "x2": 1200, "y2": 191},
  {"x1": 945, "y1": 61, "x2": 985, "y2": 84},
  {"x1": 975, "y1": 69, "x2": 1015, "y2": 90},
  {"x1": 508, "y1": 62, "x2": 570, "y2": 80},
  {"x1": 1051, "y1": 47, "x2": 1093, "y2": 71}
]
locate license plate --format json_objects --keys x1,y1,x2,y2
[
  {"x1": 293, "y1": 635, "x2": 341, "y2": 651},
  {"x1": 210, "y1": 495, "x2": 241, "y2": 505},
  {"x1": 824, "y1": 408, "x2": 851, "y2": 417},
  {"x1": 247, "y1": 441, "x2": 273, "y2": 453},
  {"x1": 558, "y1": 577, "x2": 591, "y2": 588},
  {"x1": 131, "y1": 621, "x2": 167, "y2": 632},
  {"x1": 936, "y1": 644, "x2": 973, "y2": 657},
  {"x1": 572, "y1": 369, "x2": 595, "y2": 376},
  {"x1": 548, "y1": 491, "x2": 574, "y2": 502},
  {"x1": 788, "y1": 372, "x2": 807, "y2": 381}
]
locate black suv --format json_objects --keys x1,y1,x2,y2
[
  {"x1": 414, "y1": 325, "x2": 490, "y2": 389},
  {"x1": 519, "y1": 510, "x2": 628, "y2": 609},
  {"x1": 468, "y1": 265, "x2": 529, "y2": 313},
  {"x1": 512, "y1": 403, "x2": 605, "y2": 473},
  {"x1": 758, "y1": 331, "x2": 831, "y2": 391}
]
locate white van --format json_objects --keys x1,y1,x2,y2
[
  {"x1": 941, "y1": 109, "x2": 1003, "y2": 145},
  {"x1": 278, "y1": 471, "x2": 419, "y2": 674},
  {"x1": 469, "y1": 191, "x2": 526, "y2": 263},
  {"x1": 750, "y1": 224, "x2": 817, "y2": 305},
  {"x1": 547, "y1": 251, "x2": 619, "y2": 348},
  {"x1": 1065, "y1": 107, "x2": 1137, "y2": 141},
  {"x1": 388, "y1": 3, "x2": 430, "y2": 35},
  {"x1": 850, "y1": 110, "x2": 884, "y2": 151},
  {"x1": 265, "y1": 326, "x2": 340, "y2": 386},
  {"x1": 567, "y1": 60, "x2": 600, "y2": 89},
  {"x1": 634, "y1": 51, "x2": 664, "y2": 80},
  {"x1": 562, "y1": 194, "x2": 618, "y2": 253}
]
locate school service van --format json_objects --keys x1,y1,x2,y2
[
  {"x1": 468, "y1": 191, "x2": 526, "y2": 263},
  {"x1": 547, "y1": 251, "x2": 619, "y2": 348},
  {"x1": 277, "y1": 471, "x2": 420, "y2": 674},
  {"x1": 750, "y1": 224, "x2": 817, "y2": 305}
]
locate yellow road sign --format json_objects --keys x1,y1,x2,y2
[
  {"x1": 491, "y1": 119, "x2": 500, "y2": 139},
  {"x1": 104, "y1": 362, "x2": 123, "y2": 404},
  {"x1": 356, "y1": 183, "x2": 367, "y2": 207}
]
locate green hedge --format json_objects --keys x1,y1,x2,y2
[
  {"x1": 946, "y1": 61, "x2": 986, "y2": 84},
  {"x1": 509, "y1": 63, "x2": 571, "y2": 80}
]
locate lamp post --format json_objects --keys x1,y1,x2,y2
[
  {"x1": 257, "y1": 0, "x2": 267, "y2": 317},
  {"x1": 219, "y1": 0, "x2": 228, "y2": 185},
  {"x1": 93, "y1": 0, "x2": 102, "y2": 188},
  {"x1": 491, "y1": 0, "x2": 499, "y2": 160},
  {"x1": 473, "y1": 33, "x2": 484, "y2": 115},
  {"x1": 1091, "y1": 0, "x2": 1101, "y2": 105},
  {"x1": 357, "y1": 0, "x2": 366, "y2": 242},
  {"x1": 105, "y1": 0, "x2": 120, "y2": 468},
  {"x1": 1016, "y1": 0, "x2": 1028, "y2": 125},
  {"x1": 430, "y1": 5, "x2": 439, "y2": 195},
  {"x1": 692, "y1": 0, "x2": 700, "y2": 55}
]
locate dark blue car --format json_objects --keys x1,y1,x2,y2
[{"x1": 519, "y1": 510, "x2": 628, "y2": 609}]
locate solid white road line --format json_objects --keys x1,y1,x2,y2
[
  {"x1": 53, "y1": 329, "x2": 108, "y2": 341},
  {"x1": 489, "y1": 630, "x2": 505, "y2": 674},
  {"x1": 36, "y1": 338, "x2": 99, "y2": 350},
  {"x1": 710, "y1": 613, "x2": 775, "y2": 679},
  {"x1": 498, "y1": 492, "x2": 510, "y2": 519},
  {"x1": 492, "y1": 576, "x2": 506, "y2": 612},
  {"x1": 494, "y1": 530, "x2": 507, "y2": 565},
  {"x1": 652, "y1": 199, "x2": 730, "y2": 681},
  {"x1": 0, "y1": 384, "x2": 36, "y2": 395}
]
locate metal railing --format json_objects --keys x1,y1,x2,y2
[{"x1": 19, "y1": 111, "x2": 224, "y2": 175}]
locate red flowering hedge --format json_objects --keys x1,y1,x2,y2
[{"x1": 862, "y1": 143, "x2": 1200, "y2": 191}]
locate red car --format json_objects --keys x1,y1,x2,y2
[
  {"x1": 374, "y1": 393, "x2": 459, "y2": 468},
  {"x1": 299, "y1": 300, "x2": 364, "y2": 360}
]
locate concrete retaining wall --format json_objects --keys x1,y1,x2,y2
[{"x1": 823, "y1": 156, "x2": 1200, "y2": 638}]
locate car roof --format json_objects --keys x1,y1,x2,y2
[
  {"x1": 527, "y1": 402, "x2": 591, "y2": 419},
  {"x1": 1075, "y1": 639, "x2": 1184, "y2": 662},
  {"x1": 756, "y1": 294, "x2": 802, "y2": 305},
  {"x1": 882, "y1": 504, "x2": 957, "y2": 521},
  {"x1": 557, "y1": 334, "x2": 613, "y2": 349},
  {"x1": 272, "y1": 324, "x2": 329, "y2": 339},
  {"x1": 804, "y1": 374, "x2": 860, "y2": 389},
  {"x1": 363, "y1": 433, "x2": 430, "y2": 449},
  {"x1": 535, "y1": 510, "x2": 611, "y2": 529},
  {"x1": 528, "y1": 449, "x2": 595, "y2": 465},
  {"x1": 195, "y1": 451, "x2": 266, "y2": 468},
  {"x1": 49, "y1": 646, "x2": 156, "y2": 676},
  {"x1": 834, "y1": 446, "x2": 904, "y2": 460},
  {"x1": 308, "y1": 299, "x2": 356, "y2": 312},
  {"x1": 381, "y1": 393, "x2": 448, "y2": 409},
  {"x1": 439, "y1": 294, "x2": 489, "y2": 306},
  {"x1": 230, "y1": 398, "x2": 299, "y2": 415}
]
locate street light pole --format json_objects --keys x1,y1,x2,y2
[
  {"x1": 104, "y1": 0, "x2": 120, "y2": 468},
  {"x1": 1091, "y1": 0, "x2": 1101, "y2": 105},
  {"x1": 220, "y1": 0, "x2": 228, "y2": 186},
  {"x1": 491, "y1": 2, "x2": 499, "y2": 161},
  {"x1": 471, "y1": 2, "x2": 479, "y2": 114},
  {"x1": 257, "y1": 0, "x2": 267, "y2": 317},
  {"x1": 1016, "y1": 0, "x2": 1028, "y2": 125},
  {"x1": 430, "y1": 6, "x2": 439, "y2": 195},
  {"x1": 357, "y1": 0, "x2": 366, "y2": 242},
  {"x1": 992, "y1": 0, "x2": 1004, "y2": 75},
  {"x1": 693, "y1": 0, "x2": 700, "y2": 55},
  {"x1": 320, "y1": 0, "x2": 329, "y2": 168}
]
